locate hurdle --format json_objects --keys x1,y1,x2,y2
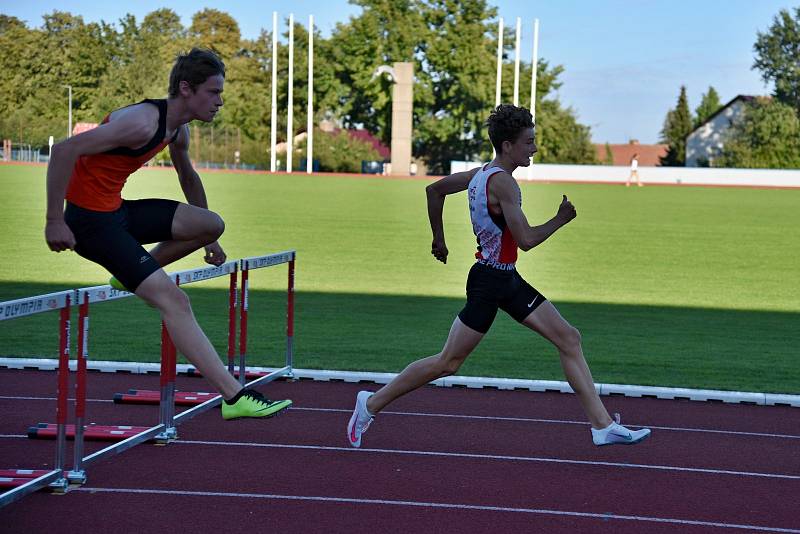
[
  {"x1": 236, "y1": 250, "x2": 296, "y2": 384},
  {"x1": 0, "y1": 290, "x2": 72, "y2": 506},
  {"x1": 72, "y1": 260, "x2": 240, "y2": 477},
  {"x1": 170, "y1": 250, "x2": 297, "y2": 424},
  {"x1": 7, "y1": 251, "x2": 295, "y2": 501}
]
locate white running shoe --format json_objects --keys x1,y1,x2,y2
[
  {"x1": 347, "y1": 391, "x2": 375, "y2": 448},
  {"x1": 591, "y1": 413, "x2": 651, "y2": 446}
]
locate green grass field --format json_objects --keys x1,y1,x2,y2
[{"x1": 1, "y1": 164, "x2": 798, "y2": 393}]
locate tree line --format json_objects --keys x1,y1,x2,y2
[
  {"x1": 659, "y1": 7, "x2": 800, "y2": 169},
  {"x1": 0, "y1": 0, "x2": 598, "y2": 173}
]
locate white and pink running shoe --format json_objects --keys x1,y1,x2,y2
[
  {"x1": 347, "y1": 391, "x2": 375, "y2": 448},
  {"x1": 591, "y1": 413, "x2": 651, "y2": 446}
]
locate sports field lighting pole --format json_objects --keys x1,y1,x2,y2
[
  {"x1": 495, "y1": 17, "x2": 503, "y2": 107},
  {"x1": 64, "y1": 85, "x2": 73, "y2": 138},
  {"x1": 530, "y1": 18, "x2": 539, "y2": 123},
  {"x1": 494, "y1": 17, "x2": 503, "y2": 159},
  {"x1": 270, "y1": 11, "x2": 278, "y2": 172},
  {"x1": 286, "y1": 13, "x2": 294, "y2": 173},
  {"x1": 306, "y1": 15, "x2": 314, "y2": 174},
  {"x1": 513, "y1": 17, "x2": 521, "y2": 106}
]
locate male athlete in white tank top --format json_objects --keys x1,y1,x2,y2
[{"x1": 347, "y1": 105, "x2": 651, "y2": 448}]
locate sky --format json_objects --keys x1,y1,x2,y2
[{"x1": 3, "y1": 0, "x2": 796, "y2": 144}]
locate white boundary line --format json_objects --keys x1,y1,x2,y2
[
  {"x1": 2, "y1": 358, "x2": 799, "y2": 407},
  {"x1": 0, "y1": 397, "x2": 798, "y2": 440},
  {"x1": 174, "y1": 440, "x2": 800, "y2": 481},
  {"x1": 75, "y1": 487, "x2": 800, "y2": 532}
]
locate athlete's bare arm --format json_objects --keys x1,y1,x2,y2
[
  {"x1": 169, "y1": 125, "x2": 226, "y2": 265},
  {"x1": 491, "y1": 172, "x2": 576, "y2": 251},
  {"x1": 45, "y1": 105, "x2": 159, "y2": 252},
  {"x1": 425, "y1": 167, "x2": 481, "y2": 263}
]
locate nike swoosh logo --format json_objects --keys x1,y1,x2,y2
[{"x1": 527, "y1": 296, "x2": 539, "y2": 308}]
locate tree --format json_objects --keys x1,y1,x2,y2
[
  {"x1": 603, "y1": 143, "x2": 614, "y2": 165},
  {"x1": 694, "y1": 86, "x2": 721, "y2": 128},
  {"x1": 659, "y1": 86, "x2": 693, "y2": 166},
  {"x1": 716, "y1": 97, "x2": 800, "y2": 169},
  {"x1": 753, "y1": 7, "x2": 800, "y2": 113},
  {"x1": 189, "y1": 9, "x2": 241, "y2": 59},
  {"x1": 328, "y1": 0, "x2": 424, "y2": 146}
]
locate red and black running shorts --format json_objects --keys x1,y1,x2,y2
[
  {"x1": 457, "y1": 262, "x2": 547, "y2": 334},
  {"x1": 64, "y1": 199, "x2": 178, "y2": 292}
]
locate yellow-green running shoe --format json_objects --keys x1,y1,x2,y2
[
  {"x1": 109, "y1": 276, "x2": 128, "y2": 291},
  {"x1": 221, "y1": 389, "x2": 292, "y2": 420}
]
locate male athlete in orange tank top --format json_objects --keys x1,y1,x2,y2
[{"x1": 45, "y1": 48, "x2": 291, "y2": 420}]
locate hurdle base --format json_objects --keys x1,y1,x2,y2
[
  {"x1": 154, "y1": 427, "x2": 178, "y2": 444},
  {"x1": 48, "y1": 477, "x2": 69, "y2": 494},
  {"x1": 66, "y1": 470, "x2": 86, "y2": 485}
]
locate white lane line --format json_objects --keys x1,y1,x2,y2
[
  {"x1": 292, "y1": 407, "x2": 800, "y2": 440},
  {"x1": 76, "y1": 487, "x2": 800, "y2": 533},
  {"x1": 1, "y1": 395, "x2": 798, "y2": 440},
  {"x1": 175, "y1": 440, "x2": 800, "y2": 481}
]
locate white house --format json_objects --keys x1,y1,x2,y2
[{"x1": 685, "y1": 95, "x2": 754, "y2": 167}]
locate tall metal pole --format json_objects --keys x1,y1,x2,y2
[
  {"x1": 494, "y1": 18, "x2": 503, "y2": 108},
  {"x1": 286, "y1": 13, "x2": 294, "y2": 173},
  {"x1": 65, "y1": 85, "x2": 73, "y2": 138},
  {"x1": 307, "y1": 15, "x2": 314, "y2": 174},
  {"x1": 270, "y1": 11, "x2": 278, "y2": 172},
  {"x1": 513, "y1": 17, "x2": 521, "y2": 106},
  {"x1": 531, "y1": 19, "x2": 540, "y2": 122}
]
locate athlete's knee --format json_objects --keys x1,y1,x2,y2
[
  {"x1": 435, "y1": 353, "x2": 466, "y2": 377},
  {"x1": 211, "y1": 212, "x2": 225, "y2": 239},
  {"x1": 559, "y1": 325, "x2": 582, "y2": 355},
  {"x1": 138, "y1": 279, "x2": 191, "y2": 313},
  {"x1": 203, "y1": 211, "x2": 225, "y2": 242}
]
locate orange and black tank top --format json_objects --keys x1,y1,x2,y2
[{"x1": 66, "y1": 99, "x2": 179, "y2": 212}]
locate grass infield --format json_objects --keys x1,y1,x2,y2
[{"x1": 1, "y1": 165, "x2": 798, "y2": 393}]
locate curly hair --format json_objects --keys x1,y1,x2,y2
[
  {"x1": 486, "y1": 104, "x2": 534, "y2": 154},
  {"x1": 168, "y1": 48, "x2": 226, "y2": 98}
]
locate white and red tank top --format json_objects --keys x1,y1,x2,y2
[{"x1": 467, "y1": 164, "x2": 520, "y2": 270}]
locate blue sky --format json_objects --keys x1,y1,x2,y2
[{"x1": 4, "y1": 0, "x2": 795, "y2": 143}]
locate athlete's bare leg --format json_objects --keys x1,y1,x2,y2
[
  {"x1": 522, "y1": 301, "x2": 613, "y2": 429},
  {"x1": 366, "y1": 317, "x2": 484, "y2": 414},
  {"x1": 135, "y1": 268, "x2": 241, "y2": 400},
  {"x1": 148, "y1": 203, "x2": 225, "y2": 268}
]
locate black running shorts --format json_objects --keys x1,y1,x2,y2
[
  {"x1": 457, "y1": 262, "x2": 547, "y2": 334},
  {"x1": 64, "y1": 199, "x2": 179, "y2": 292}
]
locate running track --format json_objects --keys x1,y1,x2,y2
[{"x1": 1, "y1": 368, "x2": 799, "y2": 533}]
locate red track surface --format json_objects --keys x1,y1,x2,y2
[{"x1": 1, "y1": 368, "x2": 799, "y2": 533}]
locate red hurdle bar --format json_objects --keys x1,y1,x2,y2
[
  {"x1": 0, "y1": 289, "x2": 73, "y2": 507},
  {"x1": 114, "y1": 389, "x2": 218, "y2": 406},
  {"x1": 28, "y1": 423, "x2": 151, "y2": 441}
]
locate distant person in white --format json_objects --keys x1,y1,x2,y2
[{"x1": 627, "y1": 152, "x2": 642, "y2": 187}]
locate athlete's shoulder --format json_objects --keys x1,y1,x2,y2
[{"x1": 107, "y1": 102, "x2": 159, "y2": 141}]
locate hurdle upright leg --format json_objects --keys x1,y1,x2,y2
[
  {"x1": 286, "y1": 254, "x2": 295, "y2": 377},
  {"x1": 67, "y1": 291, "x2": 89, "y2": 485},
  {"x1": 156, "y1": 319, "x2": 177, "y2": 443},
  {"x1": 238, "y1": 266, "x2": 249, "y2": 386},
  {"x1": 50, "y1": 294, "x2": 71, "y2": 492},
  {"x1": 227, "y1": 266, "x2": 238, "y2": 376}
]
